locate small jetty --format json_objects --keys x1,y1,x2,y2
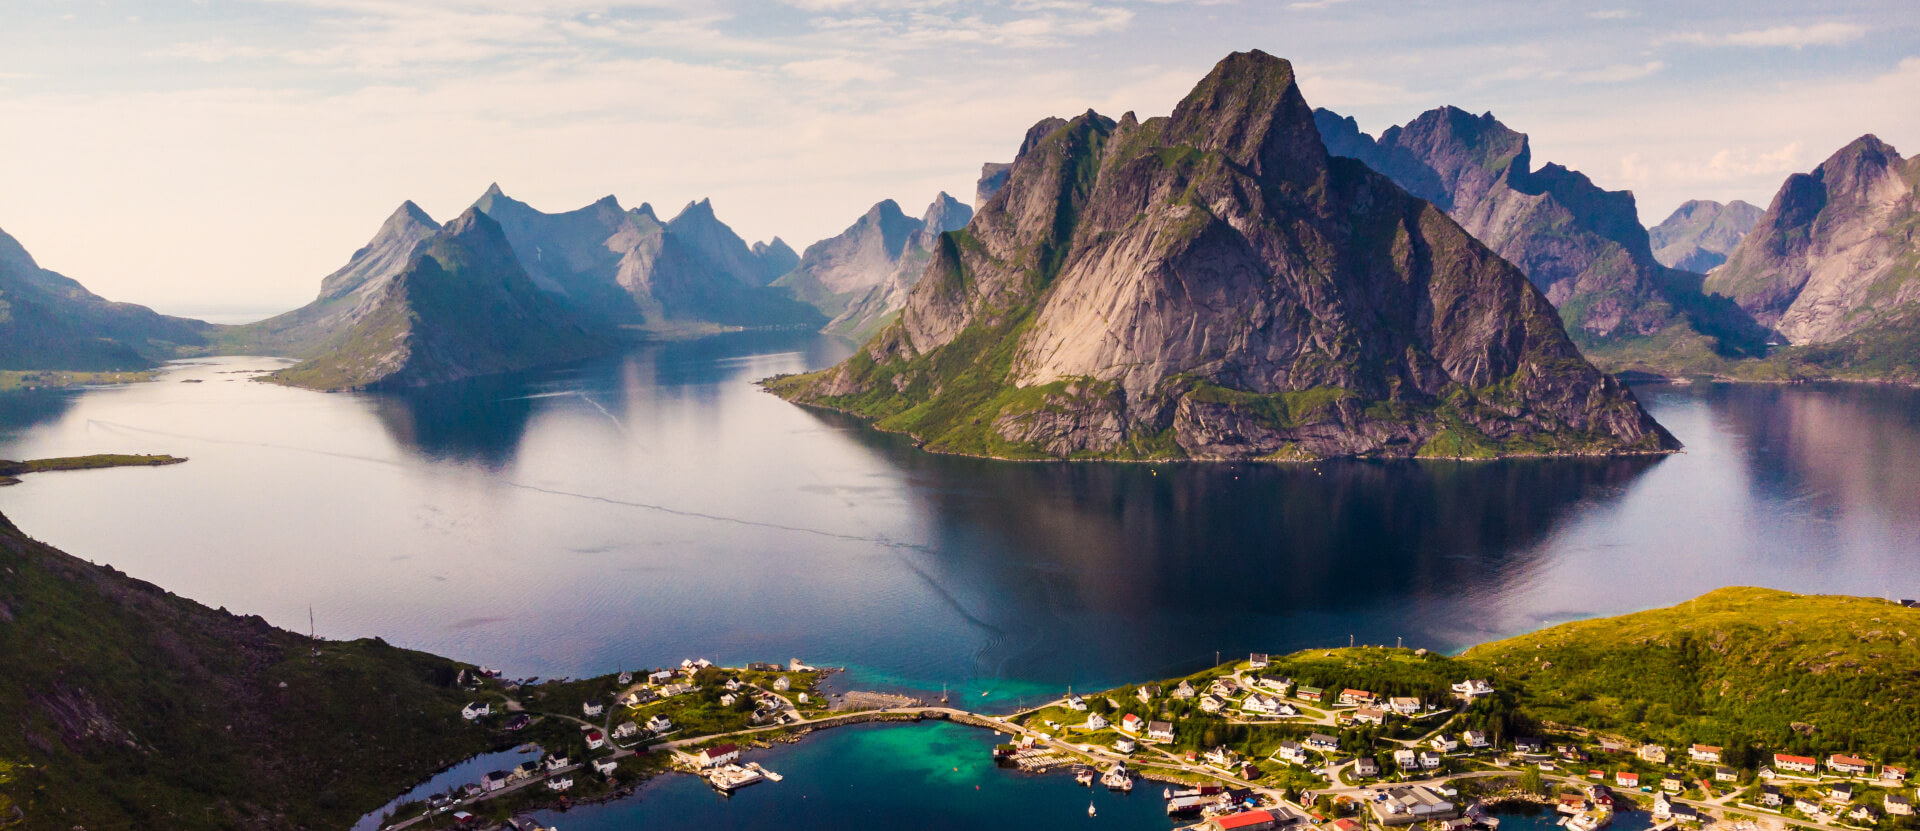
[
  {"x1": 705, "y1": 763, "x2": 766, "y2": 792},
  {"x1": 1073, "y1": 765, "x2": 1095, "y2": 786}
]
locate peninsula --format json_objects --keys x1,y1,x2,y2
[{"x1": 0, "y1": 453, "x2": 185, "y2": 486}]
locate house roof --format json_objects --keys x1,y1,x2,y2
[
  {"x1": 1832, "y1": 754, "x2": 1872, "y2": 767},
  {"x1": 702, "y1": 743, "x2": 739, "y2": 758},
  {"x1": 1215, "y1": 810, "x2": 1276, "y2": 829},
  {"x1": 1776, "y1": 753, "x2": 1817, "y2": 765},
  {"x1": 1693, "y1": 744, "x2": 1722, "y2": 753}
]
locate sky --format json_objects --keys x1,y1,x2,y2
[{"x1": 0, "y1": 1, "x2": 1916, "y2": 315}]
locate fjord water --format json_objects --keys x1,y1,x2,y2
[{"x1": 2, "y1": 330, "x2": 1918, "y2": 702}]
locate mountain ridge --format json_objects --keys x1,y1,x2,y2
[{"x1": 0, "y1": 227, "x2": 212, "y2": 371}]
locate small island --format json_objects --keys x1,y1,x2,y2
[{"x1": 0, "y1": 454, "x2": 187, "y2": 485}]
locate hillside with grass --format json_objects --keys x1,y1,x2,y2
[
  {"x1": 1466, "y1": 587, "x2": 1920, "y2": 764},
  {"x1": 0, "y1": 509, "x2": 497, "y2": 829}
]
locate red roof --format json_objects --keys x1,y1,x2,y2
[
  {"x1": 1776, "y1": 754, "x2": 1817, "y2": 765},
  {"x1": 1619, "y1": 773, "x2": 1639, "y2": 782},
  {"x1": 702, "y1": 743, "x2": 739, "y2": 758},
  {"x1": 1216, "y1": 810, "x2": 1276, "y2": 829},
  {"x1": 1342, "y1": 689, "x2": 1371, "y2": 698},
  {"x1": 1332, "y1": 820, "x2": 1361, "y2": 831},
  {"x1": 587, "y1": 730, "x2": 603, "y2": 739},
  {"x1": 1831, "y1": 754, "x2": 1872, "y2": 767}
]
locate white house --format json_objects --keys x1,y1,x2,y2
[
  {"x1": 1352, "y1": 706, "x2": 1385, "y2": 725},
  {"x1": 1137, "y1": 685, "x2": 1159, "y2": 704},
  {"x1": 1173, "y1": 680, "x2": 1197, "y2": 699},
  {"x1": 1830, "y1": 754, "x2": 1874, "y2": 776},
  {"x1": 1306, "y1": 733, "x2": 1340, "y2": 752},
  {"x1": 1885, "y1": 793, "x2": 1912, "y2": 816},
  {"x1": 1395, "y1": 749, "x2": 1419, "y2": 770},
  {"x1": 593, "y1": 757, "x2": 618, "y2": 776},
  {"x1": 1257, "y1": 675, "x2": 1292, "y2": 693},
  {"x1": 773, "y1": 676, "x2": 791, "y2": 692},
  {"x1": 697, "y1": 744, "x2": 741, "y2": 768},
  {"x1": 1243, "y1": 694, "x2": 1286, "y2": 716},
  {"x1": 1464, "y1": 730, "x2": 1490, "y2": 749},
  {"x1": 614, "y1": 721, "x2": 639, "y2": 739},
  {"x1": 1249, "y1": 652, "x2": 1270, "y2": 669},
  {"x1": 1640, "y1": 744, "x2": 1667, "y2": 764},
  {"x1": 545, "y1": 754, "x2": 571, "y2": 772},
  {"x1": 547, "y1": 776, "x2": 574, "y2": 792},
  {"x1": 1276, "y1": 741, "x2": 1310, "y2": 764},
  {"x1": 462, "y1": 702, "x2": 490, "y2": 720},
  {"x1": 1420, "y1": 751, "x2": 1443, "y2": 770},
  {"x1": 646, "y1": 714, "x2": 674, "y2": 734},
  {"x1": 1116, "y1": 737, "x2": 1138, "y2": 753},
  {"x1": 720, "y1": 693, "x2": 737, "y2": 707},
  {"x1": 1690, "y1": 744, "x2": 1723, "y2": 764},
  {"x1": 1431, "y1": 735, "x2": 1460, "y2": 752},
  {"x1": 1085, "y1": 712, "x2": 1109, "y2": 730},
  {"x1": 1120, "y1": 713, "x2": 1144, "y2": 734},
  {"x1": 797, "y1": 693, "x2": 810, "y2": 704},
  {"x1": 648, "y1": 670, "x2": 675, "y2": 684},
  {"x1": 583, "y1": 700, "x2": 604, "y2": 717},
  {"x1": 1775, "y1": 754, "x2": 1819, "y2": 774},
  {"x1": 724, "y1": 678, "x2": 741, "y2": 691},
  {"x1": 1451, "y1": 679, "x2": 1494, "y2": 698},
  {"x1": 1199, "y1": 694, "x2": 1226, "y2": 714},
  {"x1": 1210, "y1": 678, "x2": 1242, "y2": 697},
  {"x1": 1148, "y1": 721, "x2": 1176, "y2": 743},
  {"x1": 481, "y1": 770, "x2": 512, "y2": 791},
  {"x1": 1066, "y1": 693, "x2": 1086, "y2": 711},
  {"x1": 1389, "y1": 697, "x2": 1421, "y2": 716}
]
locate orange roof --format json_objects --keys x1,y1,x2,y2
[
  {"x1": 1216, "y1": 811, "x2": 1276, "y2": 829},
  {"x1": 1831, "y1": 754, "x2": 1872, "y2": 767},
  {"x1": 1776, "y1": 753, "x2": 1816, "y2": 765}
]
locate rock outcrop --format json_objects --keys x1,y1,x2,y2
[
  {"x1": 0, "y1": 226, "x2": 210, "y2": 370},
  {"x1": 775, "y1": 193, "x2": 975, "y2": 339},
  {"x1": 767, "y1": 51, "x2": 1677, "y2": 461},
  {"x1": 266, "y1": 209, "x2": 613, "y2": 390},
  {"x1": 1707, "y1": 135, "x2": 1920, "y2": 346},
  {"x1": 1314, "y1": 106, "x2": 1764, "y2": 367},
  {"x1": 1649, "y1": 199, "x2": 1764, "y2": 273}
]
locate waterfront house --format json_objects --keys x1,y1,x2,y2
[
  {"x1": 789, "y1": 658, "x2": 814, "y2": 671},
  {"x1": 1653, "y1": 792, "x2": 1674, "y2": 819},
  {"x1": 724, "y1": 678, "x2": 741, "y2": 692},
  {"x1": 1420, "y1": 751, "x2": 1442, "y2": 770},
  {"x1": 545, "y1": 754, "x2": 571, "y2": 772},
  {"x1": 1356, "y1": 756, "x2": 1380, "y2": 777},
  {"x1": 546, "y1": 776, "x2": 573, "y2": 792},
  {"x1": 697, "y1": 744, "x2": 741, "y2": 768},
  {"x1": 1200, "y1": 694, "x2": 1226, "y2": 714},
  {"x1": 1276, "y1": 741, "x2": 1310, "y2": 764},
  {"x1": 1138, "y1": 685, "x2": 1160, "y2": 704},
  {"x1": 1174, "y1": 680, "x2": 1197, "y2": 699},
  {"x1": 646, "y1": 714, "x2": 673, "y2": 734},
  {"x1": 583, "y1": 700, "x2": 604, "y2": 718},
  {"x1": 1389, "y1": 697, "x2": 1420, "y2": 716},
  {"x1": 1775, "y1": 753, "x2": 1818, "y2": 774},
  {"x1": 1885, "y1": 793, "x2": 1912, "y2": 816},
  {"x1": 1690, "y1": 744, "x2": 1723, "y2": 764},
  {"x1": 1257, "y1": 675, "x2": 1292, "y2": 693},
  {"x1": 1148, "y1": 721, "x2": 1175, "y2": 743},
  {"x1": 1373, "y1": 785, "x2": 1458, "y2": 825},
  {"x1": 1250, "y1": 653, "x2": 1270, "y2": 669},
  {"x1": 593, "y1": 757, "x2": 618, "y2": 776},
  {"x1": 514, "y1": 760, "x2": 542, "y2": 779},
  {"x1": 1307, "y1": 733, "x2": 1340, "y2": 752},
  {"x1": 1121, "y1": 713, "x2": 1144, "y2": 734},
  {"x1": 1085, "y1": 712, "x2": 1109, "y2": 730},
  {"x1": 1560, "y1": 793, "x2": 1589, "y2": 811},
  {"x1": 1395, "y1": 749, "x2": 1418, "y2": 770},
  {"x1": 1617, "y1": 771, "x2": 1639, "y2": 788},
  {"x1": 1353, "y1": 706, "x2": 1385, "y2": 725},
  {"x1": 797, "y1": 692, "x2": 810, "y2": 704},
  {"x1": 1205, "y1": 746, "x2": 1239, "y2": 767},
  {"x1": 1339, "y1": 688, "x2": 1374, "y2": 706},
  {"x1": 1828, "y1": 783, "x2": 1855, "y2": 803},
  {"x1": 1451, "y1": 679, "x2": 1494, "y2": 699},
  {"x1": 1829, "y1": 754, "x2": 1873, "y2": 775},
  {"x1": 1760, "y1": 785, "x2": 1782, "y2": 807},
  {"x1": 648, "y1": 670, "x2": 675, "y2": 684},
  {"x1": 1640, "y1": 744, "x2": 1667, "y2": 764},
  {"x1": 481, "y1": 770, "x2": 512, "y2": 791},
  {"x1": 614, "y1": 721, "x2": 639, "y2": 739},
  {"x1": 1515, "y1": 737, "x2": 1544, "y2": 754},
  {"x1": 773, "y1": 676, "x2": 791, "y2": 692},
  {"x1": 1670, "y1": 803, "x2": 1702, "y2": 823},
  {"x1": 1715, "y1": 767, "x2": 1737, "y2": 782},
  {"x1": 1297, "y1": 685, "x2": 1325, "y2": 702},
  {"x1": 1431, "y1": 735, "x2": 1459, "y2": 752},
  {"x1": 618, "y1": 670, "x2": 633, "y2": 685},
  {"x1": 585, "y1": 730, "x2": 605, "y2": 751},
  {"x1": 1206, "y1": 809, "x2": 1280, "y2": 831},
  {"x1": 1464, "y1": 730, "x2": 1489, "y2": 749},
  {"x1": 462, "y1": 702, "x2": 490, "y2": 720}
]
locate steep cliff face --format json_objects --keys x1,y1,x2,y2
[
  {"x1": 777, "y1": 193, "x2": 975, "y2": 339},
  {"x1": 0, "y1": 227, "x2": 211, "y2": 370},
  {"x1": 1649, "y1": 199, "x2": 1764, "y2": 273},
  {"x1": 1315, "y1": 107, "x2": 1764, "y2": 367},
  {"x1": 231, "y1": 202, "x2": 442, "y2": 357},
  {"x1": 266, "y1": 209, "x2": 613, "y2": 390},
  {"x1": 768, "y1": 51, "x2": 1676, "y2": 461},
  {"x1": 1707, "y1": 135, "x2": 1920, "y2": 346}
]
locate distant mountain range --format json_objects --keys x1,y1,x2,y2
[
  {"x1": 1649, "y1": 199, "x2": 1764, "y2": 273},
  {"x1": 1313, "y1": 106, "x2": 1767, "y2": 371},
  {"x1": 768, "y1": 51, "x2": 1676, "y2": 461},
  {"x1": 0, "y1": 226, "x2": 210, "y2": 371},
  {"x1": 772, "y1": 193, "x2": 972, "y2": 340}
]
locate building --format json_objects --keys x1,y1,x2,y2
[
  {"x1": 1200, "y1": 694, "x2": 1227, "y2": 714},
  {"x1": 1249, "y1": 653, "x2": 1270, "y2": 669},
  {"x1": 1885, "y1": 793, "x2": 1912, "y2": 816},
  {"x1": 1661, "y1": 775, "x2": 1683, "y2": 792},
  {"x1": 593, "y1": 757, "x2": 618, "y2": 775},
  {"x1": 697, "y1": 744, "x2": 741, "y2": 768},
  {"x1": 1138, "y1": 685, "x2": 1160, "y2": 704},
  {"x1": 1276, "y1": 741, "x2": 1310, "y2": 764},
  {"x1": 1829, "y1": 754, "x2": 1873, "y2": 775},
  {"x1": 1463, "y1": 731, "x2": 1490, "y2": 749},
  {"x1": 481, "y1": 770, "x2": 512, "y2": 791},
  {"x1": 1420, "y1": 751, "x2": 1443, "y2": 770},
  {"x1": 747, "y1": 661, "x2": 780, "y2": 672},
  {"x1": 1257, "y1": 675, "x2": 1292, "y2": 693},
  {"x1": 582, "y1": 700, "x2": 604, "y2": 717},
  {"x1": 1759, "y1": 785, "x2": 1782, "y2": 807},
  {"x1": 1689, "y1": 744, "x2": 1722, "y2": 764},
  {"x1": 1883, "y1": 765, "x2": 1909, "y2": 783},
  {"x1": 1244, "y1": 694, "x2": 1288, "y2": 716},
  {"x1": 773, "y1": 676, "x2": 791, "y2": 692},
  {"x1": 1390, "y1": 697, "x2": 1421, "y2": 715},
  {"x1": 1211, "y1": 678, "x2": 1242, "y2": 697},
  {"x1": 720, "y1": 693, "x2": 737, "y2": 707},
  {"x1": 1148, "y1": 721, "x2": 1175, "y2": 743},
  {"x1": 546, "y1": 776, "x2": 573, "y2": 792},
  {"x1": 1715, "y1": 767, "x2": 1737, "y2": 782},
  {"x1": 1086, "y1": 712, "x2": 1109, "y2": 730},
  {"x1": 1395, "y1": 749, "x2": 1418, "y2": 770},
  {"x1": 646, "y1": 714, "x2": 673, "y2": 734},
  {"x1": 1451, "y1": 679, "x2": 1494, "y2": 699},
  {"x1": 1297, "y1": 685, "x2": 1325, "y2": 702},
  {"x1": 1616, "y1": 772, "x2": 1640, "y2": 788},
  {"x1": 545, "y1": 754, "x2": 571, "y2": 772},
  {"x1": 1174, "y1": 680, "x2": 1197, "y2": 699},
  {"x1": 1356, "y1": 756, "x2": 1381, "y2": 777},
  {"x1": 1207, "y1": 810, "x2": 1281, "y2": 831},
  {"x1": 1339, "y1": 689, "x2": 1375, "y2": 706},
  {"x1": 1827, "y1": 782, "x2": 1855, "y2": 803},
  {"x1": 1353, "y1": 706, "x2": 1386, "y2": 725},
  {"x1": 1640, "y1": 744, "x2": 1667, "y2": 764},
  {"x1": 1370, "y1": 786, "x2": 1459, "y2": 825},
  {"x1": 1598, "y1": 738, "x2": 1628, "y2": 754},
  {"x1": 613, "y1": 721, "x2": 639, "y2": 739},
  {"x1": 1774, "y1": 754, "x2": 1818, "y2": 774},
  {"x1": 585, "y1": 730, "x2": 605, "y2": 751},
  {"x1": 1116, "y1": 737, "x2": 1138, "y2": 753},
  {"x1": 1431, "y1": 735, "x2": 1459, "y2": 752},
  {"x1": 1515, "y1": 737, "x2": 1544, "y2": 754},
  {"x1": 1795, "y1": 798, "x2": 1823, "y2": 815},
  {"x1": 619, "y1": 688, "x2": 656, "y2": 707},
  {"x1": 1307, "y1": 733, "x2": 1340, "y2": 752},
  {"x1": 648, "y1": 670, "x2": 675, "y2": 684},
  {"x1": 1120, "y1": 713, "x2": 1144, "y2": 734},
  {"x1": 462, "y1": 702, "x2": 490, "y2": 720}
]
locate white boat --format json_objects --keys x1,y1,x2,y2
[{"x1": 1089, "y1": 802, "x2": 1097, "y2": 817}]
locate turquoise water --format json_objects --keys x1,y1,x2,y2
[
  {"x1": 1489, "y1": 804, "x2": 1657, "y2": 831},
  {"x1": 531, "y1": 721, "x2": 1180, "y2": 830}
]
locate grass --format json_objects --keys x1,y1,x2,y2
[
  {"x1": 0, "y1": 455, "x2": 186, "y2": 486},
  {"x1": 0, "y1": 370, "x2": 157, "y2": 392}
]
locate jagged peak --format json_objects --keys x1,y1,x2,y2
[
  {"x1": 671, "y1": 198, "x2": 719, "y2": 225},
  {"x1": 1819, "y1": 134, "x2": 1902, "y2": 175},
  {"x1": 921, "y1": 192, "x2": 973, "y2": 232},
  {"x1": 632, "y1": 202, "x2": 658, "y2": 221},
  {"x1": 590, "y1": 194, "x2": 623, "y2": 211},
  {"x1": 483, "y1": 182, "x2": 505, "y2": 198},
  {"x1": 1016, "y1": 117, "x2": 1071, "y2": 161},
  {"x1": 1163, "y1": 48, "x2": 1326, "y2": 184},
  {"x1": 441, "y1": 205, "x2": 505, "y2": 240},
  {"x1": 384, "y1": 200, "x2": 438, "y2": 231}
]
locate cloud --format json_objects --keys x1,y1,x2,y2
[
  {"x1": 1663, "y1": 22, "x2": 1867, "y2": 49},
  {"x1": 1289, "y1": 0, "x2": 1351, "y2": 8},
  {"x1": 1576, "y1": 60, "x2": 1663, "y2": 83},
  {"x1": 783, "y1": 56, "x2": 895, "y2": 84},
  {"x1": 1587, "y1": 10, "x2": 1634, "y2": 20}
]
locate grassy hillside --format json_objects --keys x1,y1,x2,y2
[
  {"x1": 0, "y1": 509, "x2": 497, "y2": 829},
  {"x1": 1466, "y1": 587, "x2": 1920, "y2": 764}
]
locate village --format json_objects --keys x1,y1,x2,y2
[{"x1": 374, "y1": 650, "x2": 1920, "y2": 831}]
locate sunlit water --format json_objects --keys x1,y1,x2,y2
[{"x1": 3, "y1": 330, "x2": 1918, "y2": 705}]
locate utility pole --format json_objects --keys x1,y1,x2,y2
[
  {"x1": 308, "y1": 605, "x2": 319, "y2": 658},
  {"x1": 1350, "y1": 634, "x2": 1355, "y2": 648},
  {"x1": 1397, "y1": 636, "x2": 1403, "y2": 649}
]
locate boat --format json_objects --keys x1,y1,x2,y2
[
  {"x1": 1568, "y1": 810, "x2": 1612, "y2": 831},
  {"x1": 706, "y1": 764, "x2": 765, "y2": 792},
  {"x1": 1074, "y1": 765, "x2": 1096, "y2": 786},
  {"x1": 746, "y1": 762, "x2": 783, "y2": 782},
  {"x1": 1089, "y1": 802, "x2": 1096, "y2": 817}
]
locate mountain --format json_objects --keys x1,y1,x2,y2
[
  {"x1": 228, "y1": 202, "x2": 442, "y2": 357},
  {"x1": 1706, "y1": 136, "x2": 1920, "y2": 349},
  {"x1": 976, "y1": 162, "x2": 1012, "y2": 208},
  {"x1": 1314, "y1": 106, "x2": 1765, "y2": 370},
  {"x1": 1649, "y1": 199, "x2": 1764, "y2": 273},
  {"x1": 773, "y1": 193, "x2": 975, "y2": 339},
  {"x1": 767, "y1": 51, "x2": 1676, "y2": 462},
  {"x1": 0, "y1": 227, "x2": 211, "y2": 371},
  {"x1": 0, "y1": 507, "x2": 493, "y2": 828},
  {"x1": 266, "y1": 208, "x2": 614, "y2": 390}
]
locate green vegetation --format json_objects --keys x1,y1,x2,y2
[
  {"x1": 0, "y1": 508, "x2": 499, "y2": 829},
  {"x1": 0, "y1": 454, "x2": 186, "y2": 485},
  {"x1": 0, "y1": 370, "x2": 157, "y2": 392}
]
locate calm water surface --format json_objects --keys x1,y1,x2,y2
[{"x1": 2, "y1": 330, "x2": 1918, "y2": 701}]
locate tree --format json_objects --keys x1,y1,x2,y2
[{"x1": 1519, "y1": 766, "x2": 1547, "y2": 796}]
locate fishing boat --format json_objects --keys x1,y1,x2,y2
[
  {"x1": 1074, "y1": 765, "x2": 1096, "y2": 786},
  {"x1": 1089, "y1": 802, "x2": 1097, "y2": 817}
]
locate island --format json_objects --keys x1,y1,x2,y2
[{"x1": 0, "y1": 453, "x2": 186, "y2": 485}]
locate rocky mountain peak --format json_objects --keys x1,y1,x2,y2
[
  {"x1": 1815, "y1": 134, "x2": 1905, "y2": 200},
  {"x1": 382, "y1": 201, "x2": 440, "y2": 237},
  {"x1": 921, "y1": 192, "x2": 972, "y2": 233},
  {"x1": 1163, "y1": 49, "x2": 1327, "y2": 185}
]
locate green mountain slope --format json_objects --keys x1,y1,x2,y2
[
  {"x1": 0, "y1": 227, "x2": 211, "y2": 371},
  {"x1": 767, "y1": 51, "x2": 1675, "y2": 462},
  {"x1": 0, "y1": 509, "x2": 494, "y2": 829}
]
